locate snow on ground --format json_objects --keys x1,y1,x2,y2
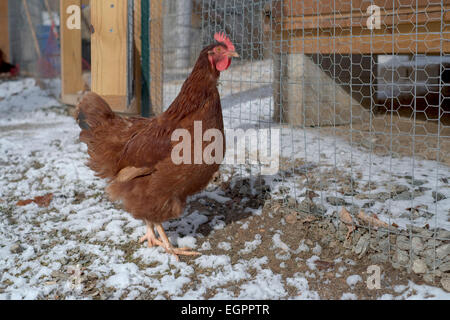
[{"x1": 0, "y1": 77, "x2": 449, "y2": 300}]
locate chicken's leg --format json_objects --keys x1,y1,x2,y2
[
  {"x1": 139, "y1": 221, "x2": 164, "y2": 248},
  {"x1": 155, "y1": 223, "x2": 200, "y2": 261}
]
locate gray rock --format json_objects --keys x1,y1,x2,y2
[
  {"x1": 436, "y1": 244, "x2": 450, "y2": 260},
  {"x1": 394, "y1": 249, "x2": 410, "y2": 266},
  {"x1": 353, "y1": 233, "x2": 370, "y2": 257},
  {"x1": 362, "y1": 201, "x2": 375, "y2": 208},
  {"x1": 10, "y1": 244, "x2": 24, "y2": 254},
  {"x1": 406, "y1": 224, "x2": 433, "y2": 237},
  {"x1": 441, "y1": 278, "x2": 450, "y2": 292},
  {"x1": 370, "y1": 253, "x2": 388, "y2": 264},
  {"x1": 412, "y1": 259, "x2": 428, "y2": 274},
  {"x1": 411, "y1": 180, "x2": 426, "y2": 186},
  {"x1": 404, "y1": 176, "x2": 426, "y2": 186},
  {"x1": 378, "y1": 238, "x2": 391, "y2": 252},
  {"x1": 423, "y1": 273, "x2": 435, "y2": 284},
  {"x1": 374, "y1": 192, "x2": 391, "y2": 201},
  {"x1": 392, "y1": 191, "x2": 417, "y2": 201},
  {"x1": 432, "y1": 191, "x2": 446, "y2": 202},
  {"x1": 438, "y1": 261, "x2": 450, "y2": 272},
  {"x1": 424, "y1": 239, "x2": 442, "y2": 249},
  {"x1": 437, "y1": 230, "x2": 450, "y2": 240},
  {"x1": 326, "y1": 196, "x2": 349, "y2": 206},
  {"x1": 391, "y1": 185, "x2": 409, "y2": 195},
  {"x1": 411, "y1": 237, "x2": 424, "y2": 254},
  {"x1": 298, "y1": 198, "x2": 327, "y2": 216},
  {"x1": 396, "y1": 235, "x2": 411, "y2": 251}
]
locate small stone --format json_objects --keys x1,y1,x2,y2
[
  {"x1": 432, "y1": 191, "x2": 446, "y2": 202},
  {"x1": 423, "y1": 273, "x2": 435, "y2": 284},
  {"x1": 326, "y1": 196, "x2": 348, "y2": 206},
  {"x1": 353, "y1": 233, "x2": 370, "y2": 257},
  {"x1": 362, "y1": 201, "x2": 375, "y2": 208},
  {"x1": 10, "y1": 244, "x2": 24, "y2": 254},
  {"x1": 396, "y1": 235, "x2": 410, "y2": 251},
  {"x1": 438, "y1": 261, "x2": 450, "y2": 272},
  {"x1": 441, "y1": 277, "x2": 450, "y2": 292},
  {"x1": 329, "y1": 241, "x2": 338, "y2": 249},
  {"x1": 436, "y1": 244, "x2": 450, "y2": 260},
  {"x1": 411, "y1": 237, "x2": 424, "y2": 254},
  {"x1": 239, "y1": 185, "x2": 250, "y2": 195},
  {"x1": 287, "y1": 197, "x2": 297, "y2": 207},
  {"x1": 412, "y1": 259, "x2": 428, "y2": 274},
  {"x1": 285, "y1": 213, "x2": 297, "y2": 224},
  {"x1": 394, "y1": 249, "x2": 409, "y2": 266},
  {"x1": 391, "y1": 185, "x2": 409, "y2": 195},
  {"x1": 374, "y1": 192, "x2": 390, "y2": 201},
  {"x1": 424, "y1": 239, "x2": 442, "y2": 249},
  {"x1": 392, "y1": 191, "x2": 414, "y2": 201},
  {"x1": 370, "y1": 253, "x2": 388, "y2": 264},
  {"x1": 406, "y1": 224, "x2": 433, "y2": 237},
  {"x1": 437, "y1": 230, "x2": 450, "y2": 240},
  {"x1": 378, "y1": 238, "x2": 391, "y2": 252}
]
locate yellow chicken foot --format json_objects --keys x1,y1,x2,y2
[
  {"x1": 155, "y1": 223, "x2": 201, "y2": 261},
  {"x1": 139, "y1": 221, "x2": 164, "y2": 248}
]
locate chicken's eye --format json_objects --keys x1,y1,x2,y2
[{"x1": 216, "y1": 47, "x2": 222, "y2": 53}]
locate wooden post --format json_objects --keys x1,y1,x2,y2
[
  {"x1": 60, "y1": 0, "x2": 84, "y2": 105},
  {"x1": 91, "y1": 0, "x2": 128, "y2": 112},
  {"x1": 133, "y1": 0, "x2": 142, "y2": 115},
  {"x1": 150, "y1": 0, "x2": 163, "y2": 115},
  {"x1": 0, "y1": 0, "x2": 9, "y2": 61}
]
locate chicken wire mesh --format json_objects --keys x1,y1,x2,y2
[{"x1": 155, "y1": 0, "x2": 450, "y2": 274}]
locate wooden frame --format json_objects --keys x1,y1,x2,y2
[
  {"x1": 60, "y1": 0, "x2": 143, "y2": 115},
  {"x1": 60, "y1": 0, "x2": 84, "y2": 105},
  {"x1": 0, "y1": 0, "x2": 9, "y2": 61},
  {"x1": 91, "y1": 0, "x2": 128, "y2": 112},
  {"x1": 149, "y1": 0, "x2": 163, "y2": 115}
]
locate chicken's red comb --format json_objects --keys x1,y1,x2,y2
[{"x1": 214, "y1": 32, "x2": 235, "y2": 51}]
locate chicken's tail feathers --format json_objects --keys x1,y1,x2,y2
[{"x1": 75, "y1": 92, "x2": 115, "y2": 131}]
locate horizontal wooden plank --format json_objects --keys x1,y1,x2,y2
[
  {"x1": 274, "y1": 4, "x2": 449, "y2": 32},
  {"x1": 273, "y1": 31, "x2": 450, "y2": 54},
  {"x1": 271, "y1": 0, "x2": 450, "y2": 19}
]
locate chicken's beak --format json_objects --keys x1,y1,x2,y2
[{"x1": 227, "y1": 51, "x2": 239, "y2": 58}]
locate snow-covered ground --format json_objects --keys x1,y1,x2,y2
[{"x1": 0, "y1": 77, "x2": 449, "y2": 299}]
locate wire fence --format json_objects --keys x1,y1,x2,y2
[
  {"x1": 157, "y1": 0, "x2": 450, "y2": 275},
  {"x1": 3, "y1": 0, "x2": 448, "y2": 279}
]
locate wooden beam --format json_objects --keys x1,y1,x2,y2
[
  {"x1": 274, "y1": 22, "x2": 450, "y2": 54},
  {"x1": 274, "y1": 4, "x2": 450, "y2": 32},
  {"x1": 60, "y1": 0, "x2": 84, "y2": 99},
  {"x1": 271, "y1": 0, "x2": 449, "y2": 19},
  {"x1": 0, "y1": 0, "x2": 9, "y2": 61},
  {"x1": 91, "y1": 0, "x2": 128, "y2": 112},
  {"x1": 132, "y1": 0, "x2": 142, "y2": 115},
  {"x1": 150, "y1": 0, "x2": 163, "y2": 115}
]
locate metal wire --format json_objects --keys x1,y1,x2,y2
[{"x1": 156, "y1": 0, "x2": 450, "y2": 271}]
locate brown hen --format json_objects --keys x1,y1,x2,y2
[{"x1": 75, "y1": 32, "x2": 238, "y2": 260}]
